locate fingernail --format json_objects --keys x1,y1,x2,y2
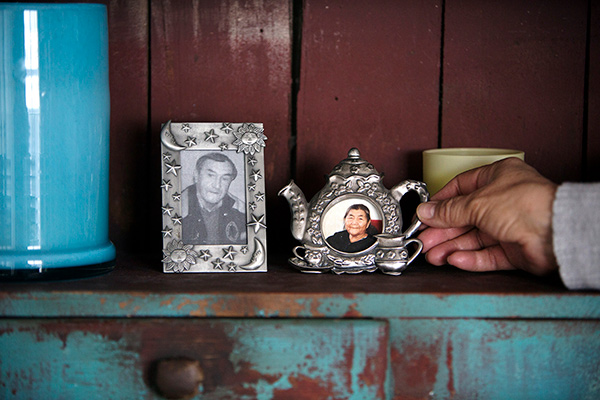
[{"x1": 417, "y1": 202, "x2": 436, "y2": 220}]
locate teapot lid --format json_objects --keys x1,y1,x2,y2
[{"x1": 329, "y1": 148, "x2": 381, "y2": 179}]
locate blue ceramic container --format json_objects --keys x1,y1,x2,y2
[{"x1": 0, "y1": 4, "x2": 115, "y2": 279}]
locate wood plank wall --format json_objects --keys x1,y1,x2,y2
[{"x1": 20, "y1": 1, "x2": 597, "y2": 253}]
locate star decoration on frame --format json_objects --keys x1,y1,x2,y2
[
  {"x1": 163, "y1": 152, "x2": 172, "y2": 162},
  {"x1": 247, "y1": 183, "x2": 256, "y2": 192},
  {"x1": 161, "y1": 179, "x2": 173, "y2": 191},
  {"x1": 204, "y1": 129, "x2": 218, "y2": 142},
  {"x1": 181, "y1": 123, "x2": 191, "y2": 133},
  {"x1": 250, "y1": 169, "x2": 262, "y2": 182},
  {"x1": 172, "y1": 192, "x2": 181, "y2": 202},
  {"x1": 241, "y1": 246, "x2": 249, "y2": 254},
  {"x1": 219, "y1": 143, "x2": 229, "y2": 151},
  {"x1": 255, "y1": 192, "x2": 265, "y2": 202},
  {"x1": 165, "y1": 162, "x2": 182, "y2": 176},
  {"x1": 223, "y1": 246, "x2": 237, "y2": 260},
  {"x1": 198, "y1": 249, "x2": 212, "y2": 262},
  {"x1": 161, "y1": 227, "x2": 173, "y2": 238},
  {"x1": 249, "y1": 201, "x2": 257, "y2": 211},
  {"x1": 228, "y1": 263, "x2": 237, "y2": 272},
  {"x1": 247, "y1": 156, "x2": 258, "y2": 166},
  {"x1": 248, "y1": 214, "x2": 267, "y2": 233},
  {"x1": 161, "y1": 204, "x2": 174, "y2": 216},
  {"x1": 221, "y1": 122, "x2": 234, "y2": 134},
  {"x1": 185, "y1": 136, "x2": 197, "y2": 147},
  {"x1": 212, "y1": 258, "x2": 225, "y2": 270},
  {"x1": 171, "y1": 214, "x2": 182, "y2": 225}
]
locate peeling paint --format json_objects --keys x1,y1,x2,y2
[
  {"x1": 1, "y1": 318, "x2": 600, "y2": 398},
  {"x1": 445, "y1": 338, "x2": 455, "y2": 397},
  {"x1": 118, "y1": 299, "x2": 134, "y2": 309},
  {"x1": 159, "y1": 297, "x2": 175, "y2": 307},
  {"x1": 0, "y1": 321, "x2": 144, "y2": 398},
  {"x1": 223, "y1": 319, "x2": 388, "y2": 399},
  {"x1": 2, "y1": 292, "x2": 600, "y2": 319}
]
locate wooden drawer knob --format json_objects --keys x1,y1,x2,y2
[{"x1": 154, "y1": 358, "x2": 204, "y2": 399}]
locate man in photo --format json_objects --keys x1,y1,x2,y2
[
  {"x1": 326, "y1": 204, "x2": 377, "y2": 253},
  {"x1": 182, "y1": 152, "x2": 246, "y2": 245}
]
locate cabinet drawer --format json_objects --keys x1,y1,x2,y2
[
  {"x1": 390, "y1": 319, "x2": 600, "y2": 399},
  {"x1": 0, "y1": 318, "x2": 389, "y2": 399}
]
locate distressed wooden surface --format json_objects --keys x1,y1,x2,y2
[
  {"x1": 441, "y1": 0, "x2": 588, "y2": 183},
  {"x1": 3, "y1": 317, "x2": 599, "y2": 399},
  {"x1": 2, "y1": 256, "x2": 599, "y2": 320},
  {"x1": 0, "y1": 319, "x2": 389, "y2": 399},
  {"x1": 296, "y1": 0, "x2": 442, "y2": 198},
  {"x1": 1, "y1": 263, "x2": 600, "y2": 399},
  {"x1": 149, "y1": 0, "x2": 292, "y2": 250},
  {"x1": 390, "y1": 318, "x2": 600, "y2": 400},
  {"x1": 2, "y1": 259, "x2": 600, "y2": 399}
]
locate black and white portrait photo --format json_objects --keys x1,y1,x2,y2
[{"x1": 180, "y1": 151, "x2": 247, "y2": 245}]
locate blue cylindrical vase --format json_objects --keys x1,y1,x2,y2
[{"x1": 0, "y1": 3, "x2": 115, "y2": 280}]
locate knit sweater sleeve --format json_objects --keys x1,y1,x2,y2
[{"x1": 552, "y1": 182, "x2": 600, "y2": 290}]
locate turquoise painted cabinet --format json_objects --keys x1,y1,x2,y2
[
  {"x1": 1, "y1": 258, "x2": 599, "y2": 399},
  {"x1": 0, "y1": 319, "x2": 389, "y2": 399},
  {"x1": 389, "y1": 319, "x2": 600, "y2": 399}
]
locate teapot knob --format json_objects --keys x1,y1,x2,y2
[{"x1": 348, "y1": 148, "x2": 361, "y2": 159}]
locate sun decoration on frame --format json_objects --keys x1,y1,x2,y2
[
  {"x1": 162, "y1": 240, "x2": 199, "y2": 272},
  {"x1": 233, "y1": 123, "x2": 267, "y2": 155}
]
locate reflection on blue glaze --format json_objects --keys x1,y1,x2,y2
[{"x1": 0, "y1": 4, "x2": 115, "y2": 271}]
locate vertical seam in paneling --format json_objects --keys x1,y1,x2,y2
[
  {"x1": 147, "y1": 0, "x2": 152, "y2": 139},
  {"x1": 583, "y1": 0, "x2": 591, "y2": 180},
  {"x1": 437, "y1": 0, "x2": 446, "y2": 149},
  {"x1": 290, "y1": 0, "x2": 304, "y2": 179}
]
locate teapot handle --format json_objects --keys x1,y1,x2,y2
[
  {"x1": 390, "y1": 180, "x2": 430, "y2": 239},
  {"x1": 403, "y1": 238, "x2": 424, "y2": 266}
]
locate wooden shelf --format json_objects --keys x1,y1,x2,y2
[{"x1": 2, "y1": 253, "x2": 598, "y2": 320}]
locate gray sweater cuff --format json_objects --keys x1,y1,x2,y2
[{"x1": 553, "y1": 182, "x2": 600, "y2": 290}]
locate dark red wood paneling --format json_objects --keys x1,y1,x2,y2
[
  {"x1": 20, "y1": 1, "x2": 594, "y2": 250},
  {"x1": 587, "y1": 0, "x2": 600, "y2": 182},
  {"x1": 106, "y1": 0, "x2": 150, "y2": 252},
  {"x1": 442, "y1": 0, "x2": 588, "y2": 183},
  {"x1": 150, "y1": 0, "x2": 292, "y2": 248},
  {"x1": 296, "y1": 0, "x2": 442, "y2": 198}
]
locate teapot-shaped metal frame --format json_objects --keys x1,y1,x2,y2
[{"x1": 279, "y1": 148, "x2": 429, "y2": 275}]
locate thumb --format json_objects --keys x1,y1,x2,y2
[{"x1": 417, "y1": 198, "x2": 473, "y2": 229}]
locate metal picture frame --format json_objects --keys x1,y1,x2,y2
[
  {"x1": 279, "y1": 148, "x2": 429, "y2": 275},
  {"x1": 160, "y1": 121, "x2": 267, "y2": 273}
]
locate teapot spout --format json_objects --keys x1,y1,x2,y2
[{"x1": 278, "y1": 180, "x2": 308, "y2": 241}]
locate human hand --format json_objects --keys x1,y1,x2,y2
[{"x1": 417, "y1": 158, "x2": 559, "y2": 275}]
